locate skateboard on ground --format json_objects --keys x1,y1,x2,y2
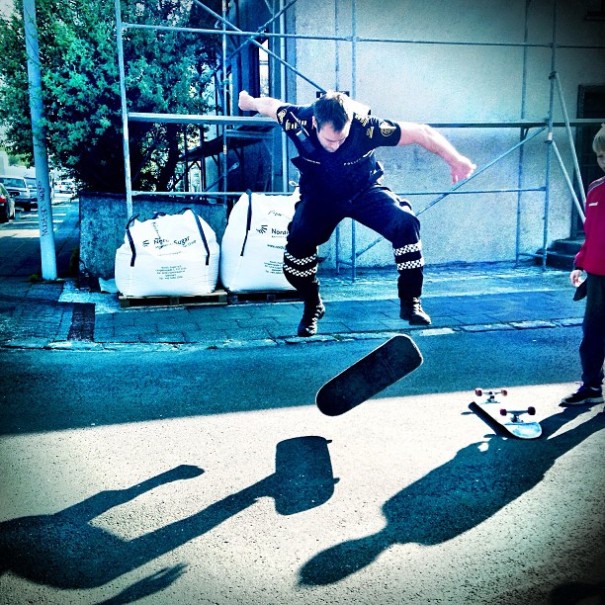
[
  {"x1": 316, "y1": 335, "x2": 423, "y2": 416},
  {"x1": 469, "y1": 388, "x2": 542, "y2": 439}
]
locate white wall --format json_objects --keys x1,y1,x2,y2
[
  {"x1": 237, "y1": 0, "x2": 605, "y2": 268},
  {"x1": 0, "y1": 150, "x2": 8, "y2": 175}
]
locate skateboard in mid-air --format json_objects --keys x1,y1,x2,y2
[
  {"x1": 469, "y1": 388, "x2": 542, "y2": 439},
  {"x1": 316, "y1": 335, "x2": 423, "y2": 416}
]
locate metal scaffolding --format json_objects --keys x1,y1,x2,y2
[{"x1": 114, "y1": 0, "x2": 605, "y2": 276}]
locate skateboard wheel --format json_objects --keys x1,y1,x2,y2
[
  {"x1": 527, "y1": 406, "x2": 536, "y2": 415},
  {"x1": 499, "y1": 408, "x2": 507, "y2": 416},
  {"x1": 475, "y1": 388, "x2": 483, "y2": 396}
]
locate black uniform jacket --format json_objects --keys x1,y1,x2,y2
[{"x1": 276, "y1": 103, "x2": 401, "y2": 202}]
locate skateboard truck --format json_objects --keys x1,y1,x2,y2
[
  {"x1": 500, "y1": 406, "x2": 536, "y2": 423},
  {"x1": 475, "y1": 388, "x2": 507, "y2": 402}
]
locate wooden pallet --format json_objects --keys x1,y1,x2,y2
[
  {"x1": 226, "y1": 289, "x2": 301, "y2": 304},
  {"x1": 118, "y1": 288, "x2": 300, "y2": 309},
  {"x1": 119, "y1": 289, "x2": 229, "y2": 309}
]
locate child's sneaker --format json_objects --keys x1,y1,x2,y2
[{"x1": 560, "y1": 385, "x2": 604, "y2": 406}]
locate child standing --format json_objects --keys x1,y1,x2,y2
[{"x1": 561, "y1": 123, "x2": 605, "y2": 406}]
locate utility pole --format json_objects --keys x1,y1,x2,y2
[{"x1": 23, "y1": 0, "x2": 57, "y2": 280}]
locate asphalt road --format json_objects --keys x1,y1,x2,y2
[
  {"x1": 0, "y1": 327, "x2": 587, "y2": 433},
  {"x1": 0, "y1": 202, "x2": 77, "y2": 279},
  {"x1": 1, "y1": 328, "x2": 604, "y2": 605}
]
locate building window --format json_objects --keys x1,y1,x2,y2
[
  {"x1": 259, "y1": 39, "x2": 269, "y2": 96},
  {"x1": 248, "y1": 37, "x2": 269, "y2": 97}
]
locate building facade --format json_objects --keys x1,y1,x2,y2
[{"x1": 223, "y1": 0, "x2": 605, "y2": 269}]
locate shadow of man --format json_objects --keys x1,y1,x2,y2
[
  {"x1": 0, "y1": 436, "x2": 336, "y2": 597},
  {"x1": 299, "y1": 406, "x2": 605, "y2": 586}
]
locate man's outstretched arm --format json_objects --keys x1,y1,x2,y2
[
  {"x1": 397, "y1": 121, "x2": 476, "y2": 184},
  {"x1": 238, "y1": 90, "x2": 282, "y2": 121}
]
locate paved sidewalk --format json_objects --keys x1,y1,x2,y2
[{"x1": 0, "y1": 260, "x2": 583, "y2": 351}]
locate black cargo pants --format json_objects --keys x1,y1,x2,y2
[
  {"x1": 580, "y1": 273, "x2": 605, "y2": 388},
  {"x1": 283, "y1": 184, "x2": 424, "y2": 302}
]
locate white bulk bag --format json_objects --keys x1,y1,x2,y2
[
  {"x1": 115, "y1": 208, "x2": 219, "y2": 297},
  {"x1": 220, "y1": 190, "x2": 298, "y2": 292}
]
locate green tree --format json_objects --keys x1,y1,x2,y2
[{"x1": 0, "y1": 0, "x2": 221, "y2": 193}]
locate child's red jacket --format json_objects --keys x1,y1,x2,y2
[{"x1": 575, "y1": 176, "x2": 605, "y2": 276}]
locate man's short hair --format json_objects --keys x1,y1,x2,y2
[
  {"x1": 313, "y1": 91, "x2": 353, "y2": 132},
  {"x1": 593, "y1": 123, "x2": 605, "y2": 154}
]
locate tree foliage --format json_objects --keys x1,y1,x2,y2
[{"x1": 0, "y1": 0, "x2": 222, "y2": 193}]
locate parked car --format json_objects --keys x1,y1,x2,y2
[
  {"x1": 0, "y1": 175, "x2": 36, "y2": 210},
  {"x1": 52, "y1": 178, "x2": 77, "y2": 203},
  {"x1": 0, "y1": 182, "x2": 16, "y2": 223},
  {"x1": 24, "y1": 176, "x2": 38, "y2": 203}
]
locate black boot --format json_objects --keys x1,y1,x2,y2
[
  {"x1": 297, "y1": 296, "x2": 326, "y2": 337},
  {"x1": 400, "y1": 298, "x2": 431, "y2": 325}
]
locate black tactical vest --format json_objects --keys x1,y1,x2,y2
[{"x1": 282, "y1": 106, "x2": 384, "y2": 203}]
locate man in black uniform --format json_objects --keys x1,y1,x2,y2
[{"x1": 238, "y1": 90, "x2": 476, "y2": 336}]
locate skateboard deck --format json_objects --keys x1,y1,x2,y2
[
  {"x1": 316, "y1": 335, "x2": 423, "y2": 416},
  {"x1": 469, "y1": 388, "x2": 542, "y2": 439}
]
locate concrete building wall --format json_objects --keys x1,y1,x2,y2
[{"x1": 235, "y1": 0, "x2": 605, "y2": 269}]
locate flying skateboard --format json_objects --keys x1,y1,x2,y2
[
  {"x1": 316, "y1": 334, "x2": 423, "y2": 416},
  {"x1": 469, "y1": 388, "x2": 542, "y2": 439}
]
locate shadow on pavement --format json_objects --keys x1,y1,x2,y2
[
  {"x1": 0, "y1": 436, "x2": 336, "y2": 600},
  {"x1": 549, "y1": 579, "x2": 605, "y2": 605},
  {"x1": 298, "y1": 406, "x2": 605, "y2": 586}
]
